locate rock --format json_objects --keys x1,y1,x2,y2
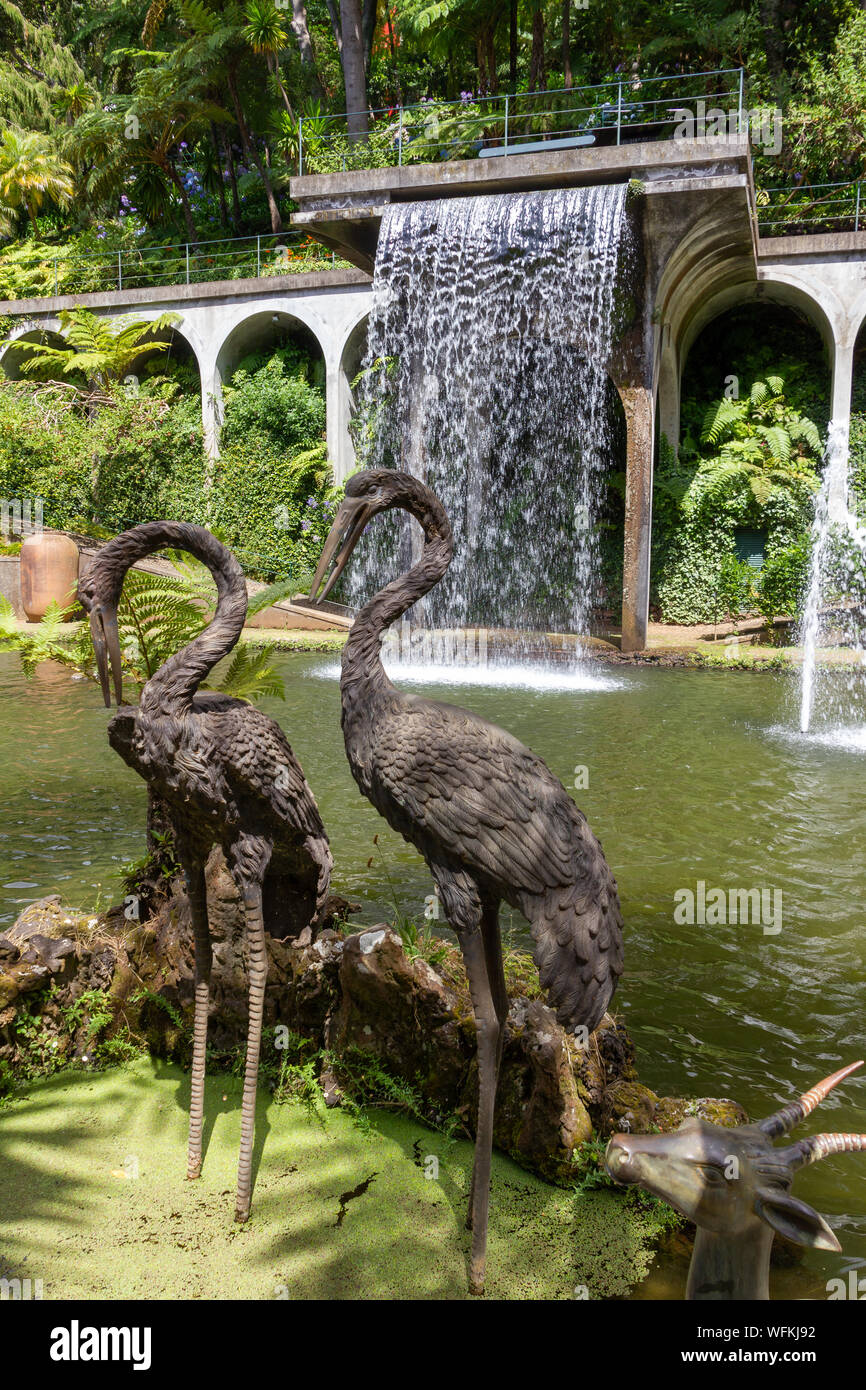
[
  {"x1": 7, "y1": 895, "x2": 79, "y2": 943},
  {"x1": 326, "y1": 926, "x2": 467, "y2": 1110},
  {"x1": 0, "y1": 937, "x2": 20, "y2": 962},
  {"x1": 654, "y1": 1096, "x2": 749, "y2": 1131},
  {"x1": 493, "y1": 997, "x2": 592, "y2": 1183},
  {"x1": 21, "y1": 934, "x2": 77, "y2": 980},
  {"x1": 605, "y1": 1080, "x2": 660, "y2": 1134}
]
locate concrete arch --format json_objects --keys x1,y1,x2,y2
[
  {"x1": 0, "y1": 321, "x2": 64, "y2": 379},
  {"x1": 206, "y1": 305, "x2": 328, "y2": 458},
  {"x1": 124, "y1": 321, "x2": 203, "y2": 397}
]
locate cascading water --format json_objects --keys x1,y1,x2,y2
[
  {"x1": 346, "y1": 185, "x2": 631, "y2": 680},
  {"x1": 798, "y1": 419, "x2": 866, "y2": 742}
]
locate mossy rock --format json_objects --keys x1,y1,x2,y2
[{"x1": 654, "y1": 1096, "x2": 749, "y2": 1131}]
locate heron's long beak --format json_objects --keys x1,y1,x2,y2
[
  {"x1": 309, "y1": 496, "x2": 375, "y2": 605},
  {"x1": 89, "y1": 603, "x2": 123, "y2": 707}
]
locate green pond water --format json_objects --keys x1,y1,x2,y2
[{"x1": 2, "y1": 648, "x2": 866, "y2": 1298}]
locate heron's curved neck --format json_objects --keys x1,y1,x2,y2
[
  {"x1": 343, "y1": 495, "x2": 453, "y2": 699},
  {"x1": 100, "y1": 522, "x2": 247, "y2": 716}
]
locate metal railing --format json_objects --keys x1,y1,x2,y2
[
  {"x1": 6, "y1": 231, "x2": 341, "y2": 302},
  {"x1": 757, "y1": 180, "x2": 864, "y2": 236},
  {"x1": 298, "y1": 68, "x2": 745, "y2": 174}
]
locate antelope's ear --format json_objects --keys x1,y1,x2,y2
[{"x1": 754, "y1": 1190, "x2": 841, "y2": 1251}]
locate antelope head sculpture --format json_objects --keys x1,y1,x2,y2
[{"x1": 605, "y1": 1061, "x2": 866, "y2": 1300}]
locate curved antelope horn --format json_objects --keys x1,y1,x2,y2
[
  {"x1": 759, "y1": 1061, "x2": 864, "y2": 1139},
  {"x1": 786, "y1": 1133, "x2": 866, "y2": 1170}
]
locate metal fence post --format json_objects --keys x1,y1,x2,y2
[
  {"x1": 504, "y1": 93, "x2": 509, "y2": 151},
  {"x1": 256, "y1": 235, "x2": 261, "y2": 278},
  {"x1": 185, "y1": 243, "x2": 190, "y2": 284},
  {"x1": 398, "y1": 105, "x2": 403, "y2": 165},
  {"x1": 856, "y1": 181, "x2": 861, "y2": 233},
  {"x1": 118, "y1": 250, "x2": 122, "y2": 292},
  {"x1": 616, "y1": 81, "x2": 622, "y2": 144},
  {"x1": 53, "y1": 258, "x2": 57, "y2": 296},
  {"x1": 298, "y1": 116, "x2": 303, "y2": 176},
  {"x1": 738, "y1": 66, "x2": 744, "y2": 132}
]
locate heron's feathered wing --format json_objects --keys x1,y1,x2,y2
[{"x1": 365, "y1": 693, "x2": 623, "y2": 1031}]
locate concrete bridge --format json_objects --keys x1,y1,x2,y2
[
  {"x1": 0, "y1": 266, "x2": 373, "y2": 477},
  {"x1": 2, "y1": 135, "x2": 865, "y2": 650}
]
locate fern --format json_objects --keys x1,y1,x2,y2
[{"x1": 218, "y1": 643, "x2": 285, "y2": 701}]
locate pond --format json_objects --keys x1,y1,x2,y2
[{"x1": 2, "y1": 649, "x2": 865, "y2": 1296}]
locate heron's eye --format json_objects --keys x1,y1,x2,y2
[{"x1": 697, "y1": 1164, "x2": 726, "y2": 1185}]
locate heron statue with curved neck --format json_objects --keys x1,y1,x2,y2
[
  {"x1": 78, "y1": 521, "x2": 332, "y2": 1223},
  {"x1": 311, "y1": 468, "x2": 624, "y2": 1294}
]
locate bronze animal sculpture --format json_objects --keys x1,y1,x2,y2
[
  {"x1": 310, "y1": 468, "x2": 624, "y2": 1294},
  {"x1": 78, "y1": 521, "x2": 332, "y2": 1222},
  {"x1": 605, "y1": 1060, "x2": 866, "y2": 1299}
]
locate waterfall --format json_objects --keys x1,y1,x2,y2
[
  {"x1": 348, "y1": 185, "x2": 631, "y2": 672},
  {"x1": 798, "y1": 418, "x2": 866, "y2": 736}
]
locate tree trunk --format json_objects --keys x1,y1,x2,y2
[
  {"x1": 221, "y1": 127, "x2": 243, "y2": 233},
  {"x1": 209, "y1": 122, "x2": 230, "y2": 230},
  {"x1": 509, "y1": 0, "x2": 518, "y2": 89},
  {"x1": 562, "y1": 0, "x2": 572, "y2": 89},
  {"x1": 325, "y1": 0, "x2": 343, "y2": 53},
  {"x1": 226, "y1": 64, "x2": 283, "y2": 231},
  {"x1": 486, "y1": 26, "x2": 497, "y2": 94},
  {"x1": 362, "y1": 0, "x2": 377, "y2": 73},
  {"x1": 166, "y1": 159, "x2": 197, "y2": 242},
  {"x1": 340, "y1": 0, "x2": 369, "y2": 137},
  {"x1": 759, "y1": 0, "x2": 785, "y2": 91},
  {"x1": 529, "y1": 5, "x2": 546, "y2": 92},
  {"x1": 291, "y1": 0, "x2": 325, "y2": 98},
  {"x1": 477, "y1": 33, "x2": 487, "y2": 95}
]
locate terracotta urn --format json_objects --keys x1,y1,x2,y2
[{"x1": 19, "y1": 531, "x2": 80, "y2": 622}]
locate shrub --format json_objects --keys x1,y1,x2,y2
[{"x1": 220, "y1": 354, "x2": 326, "y2": 454}]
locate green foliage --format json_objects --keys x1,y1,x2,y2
[
  {"x1": 211, "y1": 441, "x2": 340, "y2": 580},
  {"x1": 220, "y1": 350, "x2": 326, "y2": 453},
  {"x1": 0, "y1": 596, "x2": 90, "y2": 673},
  {"x1": 654, "y1": 318, "x2": 826, "y2": 625},
  {"x1": 2, "y1": 307, "x2": 181, "y2": 388}
]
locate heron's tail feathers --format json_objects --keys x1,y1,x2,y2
[{"x1": 519, "y1": 872, "x2": 624, "y2": 1033}]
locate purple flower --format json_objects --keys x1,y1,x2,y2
[
  {"x1": 301, "y1": 520, "x2": 311, "y2": 531},
  {"x1": 460, "y1": 90, "x2": 473, "y2": 104}
]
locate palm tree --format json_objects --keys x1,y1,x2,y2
[
  {"x1": 144, "y1": 0, "x2": 286, "y2": 233},
  {"x1": 0, "y1": 128, "x2": 74, "y2": 235},
  {"x1": 68, "y1": 56, "x2": 229, "y2": 242},
  {"x1": 242, "y1": 0, "x2": 293, "y2": 114}
]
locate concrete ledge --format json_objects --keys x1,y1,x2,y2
[
  {"x1": 0, "y1": 266, "x2": 371, "y2": 319},
  {"x1": 757, "y1": 230, "x2": 866, "y2": 259},
  {"x1": 291, "y1": 136, "x2": 752, "y2": 205}
]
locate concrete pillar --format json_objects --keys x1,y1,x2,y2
[
  {"x1": 829, "y1": 335, "x2": 855, "y2": 522},
  {"x1": 201, "y1": 368, "x2": 221, "y2": 460},
  {"x1": 657, "y1": 340, "x2": 680, "y2": 459},
  {"x1": 327, "y1": 353, "x2": 355, "y2": 483},
  {"x1": 619, "y1": 383, "x2": 655, "y2": 653}
]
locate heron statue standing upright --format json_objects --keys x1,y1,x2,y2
[
  {"x1": 78, "y1": 521, "x2": 332, "y2": 1223},
  {"x1": 311, "y1": 469, "x2": 624, "y2": 1294}
]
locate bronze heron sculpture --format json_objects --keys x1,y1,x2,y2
[
  {"x1": 605, "y1": 1060, "x2": 866, "y2": 1299},
  {"x1": 78, "y1": 521, "x2": 332, "y2": 1222},
  {"x1": 311, "y1": 468, "x2": 624, "y2": 1294}
]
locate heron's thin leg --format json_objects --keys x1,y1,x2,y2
[
  {"x1": 235, "y1": 880, "x2": 267, "y2": 1223},
  {"x1": 185, "y1": 861, "x2": 210, "y2": 1181},
  {"x1": 467, "y1": 900, "x2": 507, "y2": 1228},
  {"x1": 460, "y1": 924, "x2": 501, "y2": 1297}
]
